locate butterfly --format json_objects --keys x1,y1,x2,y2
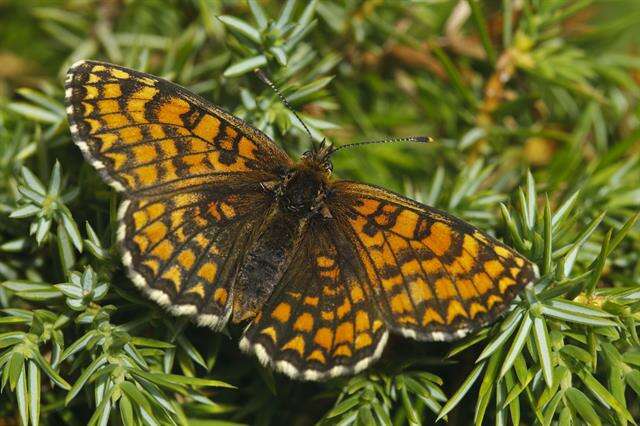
[{"x1": 64, "y1": 60, "x2": 536, "y2": 380}]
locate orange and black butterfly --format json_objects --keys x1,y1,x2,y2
[{"x1": 65, "y1": 61, "x2": 536, "y2": 380}]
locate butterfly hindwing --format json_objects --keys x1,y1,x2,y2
[
  {"x1": 330, "y1": 181, "x2": 537, "y2": 341},
  {"x1": 65, "y1": 60, "x2": 291, "y2": 195},
  {"x1": 240, "y1": 219, "x2": 388, "y2": 380},
  {"x1": 119, "y1": 176, "x2": 272, "y2": 328}
]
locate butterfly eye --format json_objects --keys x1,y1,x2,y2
[{"x1": 323, "y1": 162, "x2": 333, "y2": 173}]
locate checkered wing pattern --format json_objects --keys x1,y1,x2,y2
[
  {"x1": 118, "y1": 176, "x2": 271, "y2": 328},
  {"x1": 331, "y1": 181, "x2": 537, "y2": 341},
  {"x1": 65, "y1": 61, "x2": 289, "y2": 328},
  {"x1": 240, "y1": 219, "x2": 388, "y2": 380},
  {"x1": 65, "y1": 60, "x2": 291, "y2": 195}
]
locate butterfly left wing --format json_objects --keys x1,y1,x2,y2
[
  {"x1": 120, "y1": 174, "x2": 273, "y2": 329},
  {"x1": 64, "y1": 61, "x2": 292, "y2": 329},
  {"x1": 240, "y1": 219, "x2": 388, "y2": 380},
  {"x1": 329, "y1": 181, "x2": 537, "y2": 341}
]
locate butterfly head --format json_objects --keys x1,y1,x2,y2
[{"x1": 301, "y1": 138, "x2": 334, "y2": 174}]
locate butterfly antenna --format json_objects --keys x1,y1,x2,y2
[
  {"x1": 329, "y1": 135, "x2": 435, "y2": 156},
  {"x1": 254, "y1": 68, "x2": 314, "y2": 141}
]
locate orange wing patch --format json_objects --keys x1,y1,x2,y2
[{"x1": 332, "y1": 181, "x2": 537, "y2": 341}]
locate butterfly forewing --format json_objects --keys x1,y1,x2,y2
[
  {"x1": 65, "y1": 60, "x2": 291, "y2": 195},
  {"x1": 65, "y1": 61, "x2": 290, "y2": 328},
  {"x1": 330, "y1": 181, "x2": 536, "y2": 341}
]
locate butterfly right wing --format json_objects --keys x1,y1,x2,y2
[{"x1": 329, "y1": 181, "x2": 536, "y2": 342}]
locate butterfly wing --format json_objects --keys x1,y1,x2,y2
[
  {"x1": 65, "y1": 61, "x2": 290, "y2": 328},
  {"x1": 119, "y1": 176, "x2": 271, "y2": 329},
  {"x1": 329, "y1": 181, "x2": 537, "y2": 341},
  {"x1": 240, "y1": 218, "x2": 388, "y2": 380},
  {"x1": 65, "y1": 60, "x2": 291, "y2": 195}
]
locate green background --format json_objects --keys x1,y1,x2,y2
[{"x1": 0, "y1": 1, "x2": 639, "y2": 425}]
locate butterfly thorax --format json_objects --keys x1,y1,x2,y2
[{"x1": 276, "y1": 160, "x2": 331, "y2": 216}]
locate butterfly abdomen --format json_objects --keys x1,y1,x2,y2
[
  {"x1": 233, "y1": 210, "x2": 308, "y2": 322},
  {"x1": 232, "y1": 165, "x2": 331, "y2": 323}
]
